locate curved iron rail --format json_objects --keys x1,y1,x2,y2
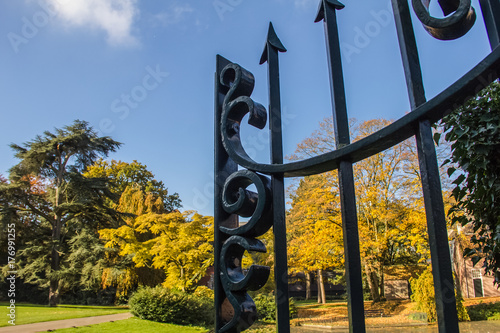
[{"x1": 221, "y1": 46, "x2": 500, "y2": 177}]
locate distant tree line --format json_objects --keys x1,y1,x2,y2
[{"x1": 0, "y1": 120, "x2": 213, "y2": 306}]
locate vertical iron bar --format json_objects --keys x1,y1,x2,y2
[
  {"x1": 391, "y1": 1, "x2": 459, "y2": 332},
  {"x1": 260, "y1": 22, "x2": 290, "y2": 333},
  {"x1": 315, "y1": 1, "x2": 366, "y2": 332},
  {"x1": 214, "y1": 54, "x2": 238, "y2": 332},
  {"x1": 479, "y1": 0, "x2": 500, "y2": 49}
]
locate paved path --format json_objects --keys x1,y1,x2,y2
[{"x1": 0, "y1": 312, "x2": 133, "y2": 333}]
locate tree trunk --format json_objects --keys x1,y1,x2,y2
[
  {"x1": 49, "y1": 277, "x2": 59, "y2": 307},
  {"x1": 318, "y1": 269, "x2": 326, "y2": 304},
  {"x1": 305, "y1": 272, "x2": 311, "y2": 300},
  {"x1": 379, "y1": 263, "x2": 385, "y2": 300},
  {"x1": 180, "y1": 265, "x2": 185, "y2": 292},
  {"x1": 49, "y1": 179, "x2": 62, "y2": 307},
  {"x1": 49, "y1": 216, "x2": 61, "y2": 307},
  {"x1": 317, "y1": 270, "x2": 322, "y2": 303},
  {"x1": 364, "y1": 262, "x2": 381, "y2": 302}
]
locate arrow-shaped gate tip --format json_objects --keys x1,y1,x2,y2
[
  {"x1": 315, "y1": 0, "x2": 345, "y2": 23},
  {"x1": 260, "y1": 22, "x2": 287, "y2": 65}
]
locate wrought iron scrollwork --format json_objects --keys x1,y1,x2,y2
[
  {"x1": 221, "y1": 170, "x2": 273, "y2": 237},
  {"x1": 220, "y1": 63, "x2": 267, "y2": 168},
  {"x1": 412, "y1": 0, "x2": 476, "y2": 40},
  {"x1": 217, "y1": 63, "x2": 273, "y2": 333},
  {"x1": 219, "y1": 236, "x2": 270, "y2": 332}
]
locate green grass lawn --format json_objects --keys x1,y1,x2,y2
[
  {"x1": 41, "y1": 317, "x2": 208, "y2": 333},
  {"x1": 49, "y1": 318, "x2": 279, "y2": 333},
  {"x1": 1, "y1": 302, "x2": 129, "y2": 327}
]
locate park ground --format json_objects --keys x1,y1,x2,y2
[{"x1": 2, "y1": 297, "x2": 500, "y2": 332}]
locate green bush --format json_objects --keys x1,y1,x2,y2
[
  {"x1": 467, "y1": 302, "x2": 500, "y2": 321},
  {"x1": 193, "y1": 286, "x2": 214, "y2": 300},
  {"x1": 410, "y1": 267, "x2": 469, "y2": 322},
  {"x1": 253, "y1": 293, "x2": 297, "y2": 322},
  {"x1": 410, "y1": 268, "x2": 437, "y2": 322},
  {"x1": 129, "y1": 286, "x2": 214, "y2": 327}
]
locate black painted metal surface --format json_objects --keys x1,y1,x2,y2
[
  {"x1": 260, "y1": 23, "x2": 290, "y2": 333},
  {"x1": 214, "y1": 0, "x2": 500, "y2": 332},
  {"x1": 315, "y1": 2, "x2": 365, "y2": 332},
  {"x1": 392, "y1": 1, "x2": 460, "y2": 331}
]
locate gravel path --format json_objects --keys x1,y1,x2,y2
[{"x1": 0, "y1": 312, "x2": 133, "y2": 333}]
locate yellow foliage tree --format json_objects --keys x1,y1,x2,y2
[
  {"x1": 98, "y1": 185, "x2": 167, "y2": 296},
  {"x1": 287, "y1": 172, "x2": 344, "y2": 303},
  {"x1": 288, "y1": 118, "x2": 431, "y2": 301},
  {"x1": 99, "y1": 185, "x2": 213, "y2": 294}
]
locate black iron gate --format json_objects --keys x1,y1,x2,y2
[{"x1": 214, "y1": 1, "x2": 500, "y2": 332}]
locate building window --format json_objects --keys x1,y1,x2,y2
[
  {"x1": 472, "y1": 269, "x2": 483, "y2": 297},
  {"x1": 472, "y1": 269, "x2": 482, "y2": 279}
]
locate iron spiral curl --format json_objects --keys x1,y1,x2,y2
[
  {"x1": 412, "y1": 0, "x2": 476, "y2": 40},
  {"x1": 220, "y1": 63, "x2": 267, "y2": 171},
  {"x1": 221, "y1": 170, "x2": 273, "y2": 237},
  {"x1": 219, "y1": 236, "x2": 270, "y2": 333}
]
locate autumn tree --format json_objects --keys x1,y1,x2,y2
[
  {"x1": 99, "y1": 192, "x2": 214, "y2": 293},
  {"x1": 354, "y1": 120, "x2": 430, "y2": 301},
  {"x1": 81, "y1": 161, "x2": 182, "y2": 297},
  {"x1": 84, "y1": 159, "x2": 180, "y2": 212},
  {"x1": 88, "y1": 164, "x2": 211, "y2": 294},
  {"x1": 149, "y1": 212, "x2": 214, "y2": 292},
  {"x1": 287, "y1": 118, "x2": 430, "y2": 301},
  {"x1": 287, "y1": 172, "x2": 343, "y2": 303},
  {"x1": 0, "y1": 120, "x2": 121, "y2": 306}
]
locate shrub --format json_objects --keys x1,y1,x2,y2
[
  {"x1": 253, "y1": 293, "x2": 298, "y2": 322},
  {"x1": 193, "y1": 286, "x2": 214, "y2": 300},
  {"x1": 410, "y1": 268, "x2": 437, "y2": 322},
  {"x1": 129, "y1": 286, "x2": 214, "y2": 327},
  {"x1": 467, "y1": 302, "x2": 500, "y2": 321},
  {"x1": 410, "y1": 267, "x2": 469, "y2": 322}
]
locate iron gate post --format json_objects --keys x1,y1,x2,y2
[
  {"x1": 260, "y1": 22, "x2": 290, "y2": 333},
  {"x1": 479, "y1": 0, "x2": 500, "y2": 49},
  {"x1": 392, "y1": 1, "x2": 460, "y2": 331},
  {"x1": 315, "y1": 1, "x2": 366, "y2": 332},
  {"x1": 214, "y1": 55, "x2": 238, "y2": 333}
]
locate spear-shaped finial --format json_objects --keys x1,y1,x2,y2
[
  {"x1": 259, "y1": 21, "x2": 290, "y2": 333},
  {"x1": 259, "y1": 22, "x2": 287, "y2": 65},
  {"x1": 315, "y1": 0, "x2": 344, "y2": 23}
]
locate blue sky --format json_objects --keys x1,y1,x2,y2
[{"x1": 0, "y1": 0, "x2": 492, "y2": 216}]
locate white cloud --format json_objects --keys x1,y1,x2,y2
[
  {"x1": 151, "y1": 4, "x2": 194, "y2": 26},
  {"x1": 44, "y1": 0, "x2": 139, "y2": 46}
]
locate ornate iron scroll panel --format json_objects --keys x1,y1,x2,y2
[
  {"x1": 215, "y1": 1, "x2": 500, "y2": 332},
  {"x1": 214, "y1": 55, "x2": 237, "y2": 333},
  {"x1": 215, "y1": 56, "x2": 278, "y2": 332}
]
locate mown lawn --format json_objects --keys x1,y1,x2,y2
[
  {"x1": 42, "y1": 317, "x2": 208, "y2": 333},
  {"x1": 1, "y1": 302, "x2": 129, "y2": 327}
]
